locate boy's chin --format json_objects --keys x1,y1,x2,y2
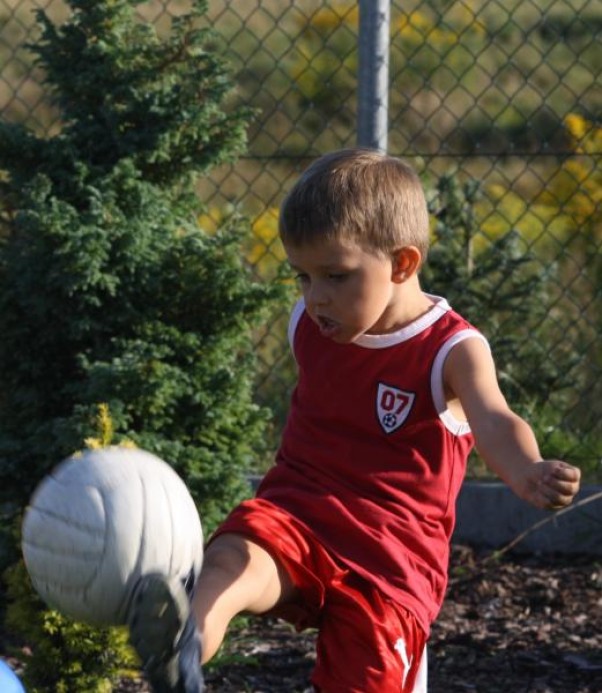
[{"x1": 331, "y1": 329, "x2": 363, "y2": 345}]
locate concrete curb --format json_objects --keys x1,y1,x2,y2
[{"x1": 453, "y1": 482, "x2": 602, "y2": 555}]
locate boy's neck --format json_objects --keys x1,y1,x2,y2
[{"x1": 368, "y1": 279, "x2": 435, "y2": 335}]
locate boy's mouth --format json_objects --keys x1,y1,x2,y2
[{"x1": 316, "y1": 315, "x2": 340, "y2": 338}]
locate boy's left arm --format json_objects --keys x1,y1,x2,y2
[{"x1": 444, "y1": 338, "x2": 581, "y2": 510}]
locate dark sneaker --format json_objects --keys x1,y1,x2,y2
[{"x1": 127, "y1": 573, "x2": 204, "y2": 693}]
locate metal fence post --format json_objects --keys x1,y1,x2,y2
[{"x1": 357, "y1": 0, "x2": 391, "y2": 152}]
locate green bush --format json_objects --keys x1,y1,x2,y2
[
  {"x1": 3, "y1": 559, "x2": 137, "y2": 692},
  {"x1": 0, "y1": 1, "x2": 285, "y2": 685},
  {"x1": 0, "y1": 0, "x2": 284, "y2": 531}
]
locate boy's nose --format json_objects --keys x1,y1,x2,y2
[{"x1": 307, "y1": 283, "x2": 328, "y2": 307}]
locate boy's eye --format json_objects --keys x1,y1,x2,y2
[
  {"x1": 328, "y1": 273, "x2": 348, "y2": 283},
  {"x1": 295, "y1": 273, "x2": 310, "y2": 284}
]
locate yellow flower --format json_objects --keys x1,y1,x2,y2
[{"x1": 564, "y1": 113, "x2": 588, "y2": 142}]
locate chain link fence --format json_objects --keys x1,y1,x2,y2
[{"x1": 1, "y1": 0, "x2": 600, "y2": 476}]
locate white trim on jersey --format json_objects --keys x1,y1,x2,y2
[
  {"x1": 430, "y1": 328, "x2": 490, "y2": 435},
  {"x1": 287, "y1": 294, "x2": 452, "y2": 354},
  {"x1": 354, "y1": 294, "x2": 451, "y2": 349},
  {"x1": 287, "y1": 298, "x2": 306, "y2": 360}
]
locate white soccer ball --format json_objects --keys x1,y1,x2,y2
[{"x1": 21, "y1": 446, "x2": 203, "y2": 626}]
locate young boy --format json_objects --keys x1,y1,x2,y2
[{"x1": 127, "y1": 149, "x2": 581, "y2": 692}]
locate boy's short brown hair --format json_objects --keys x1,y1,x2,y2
[{"x1": 279, "y1": 148, "x2": 430, "y2": 261}]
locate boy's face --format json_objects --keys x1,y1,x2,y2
[{"x1": 284, "y1": 237, "x2": 404, "y2": 344}]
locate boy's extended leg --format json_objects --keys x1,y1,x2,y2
[
  {"x1": 128, "y1": 532, "x2": 297, "y2": 692},
  {"x1": 194, "y1": 532, "x2": 298, "y2": 662}
]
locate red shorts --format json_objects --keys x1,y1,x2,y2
[{"x1": 212, "y1": 498, "x2": 428, "y2": 692}]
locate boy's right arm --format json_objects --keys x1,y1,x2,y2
[{"x1": 443, "y1": 337, "x2": 581, "y2": 510}]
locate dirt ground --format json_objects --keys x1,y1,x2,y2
[
  {"x1": 134, "y1": 545, "x2": 602, "y2": 693},
  {"x1": 4, "y1": 545, "x2": 601, "y2": 692}
]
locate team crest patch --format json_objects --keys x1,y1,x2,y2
[{"x1": 376, "y1": 382, "x2": 415, "y2": 434}]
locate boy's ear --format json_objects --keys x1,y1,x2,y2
[{"x1": 391, "y1": 246, "x2": 422, "y2": 283}]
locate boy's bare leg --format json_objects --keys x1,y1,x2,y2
[
  {"x1": 193, "y1": 532, "x2": 298, "y2": 663},
  {"x1": 127, "y1": 532, "x2": 295, "y2": 691}
]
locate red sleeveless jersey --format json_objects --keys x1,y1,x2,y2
[{"x1": 257, "y1": 295, "x2": 487, "y2": 633}]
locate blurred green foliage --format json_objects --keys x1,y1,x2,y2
[
  {"x1": 0, "y1": 0, "x2": 287, "y2": 686},
  {"x1": 423, "y1": 173, "x2": 601, "y2": 477},
  {"x1": 0, "y1": 0, "x2": 285, "y2": 526}
]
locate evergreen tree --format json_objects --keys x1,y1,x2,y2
[{"x1": 0, "y1": 0, "x2": 282, "y2": 531}]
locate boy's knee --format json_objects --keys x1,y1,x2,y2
[
  {"x1": 202, "y1": 533, "x2": 254, "y2": 580},
  {"x1": 202, "y1": 533, "x2": 279, "y2": 588},
  {"x1": 201, "y1": 533, "x2": 295, "y2": 613}
]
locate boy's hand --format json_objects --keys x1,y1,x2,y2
[{"x1": 513, "y1": 460, "x2": 581, "y2": 510}]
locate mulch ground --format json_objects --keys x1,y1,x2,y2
[
  {"x1": 203, "y1": 546, "x2": 602, "y2": 693},
  {"x1": 3, "y1": 545, "x2": 601, "y2": 692}
]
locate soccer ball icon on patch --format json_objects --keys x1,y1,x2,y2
[{"x1": 382, "y1": 413, "x2": 398, "y2": 429}]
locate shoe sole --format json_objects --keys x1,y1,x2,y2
[{"x1": 128, "y1": 573, "x2": 190, "y2": 670}]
